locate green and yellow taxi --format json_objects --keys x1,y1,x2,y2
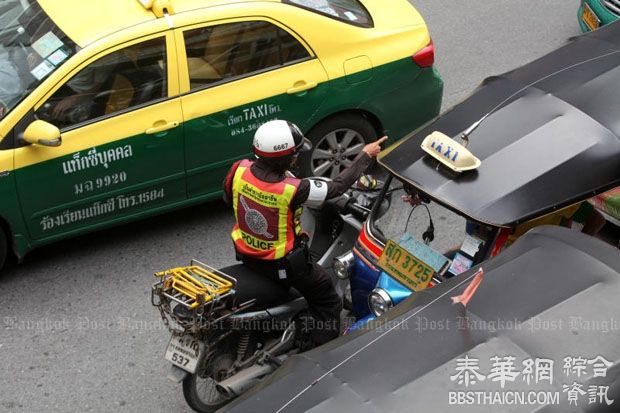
[
  {"x1": 0, "y1": 0, "x2": 443, "y2": 268},
  {"x1": 578, "y1": 0, "x2": 619, "y2": 31}
]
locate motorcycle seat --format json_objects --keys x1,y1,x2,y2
[{"x1": 219, "y1": 264, "x2": 302, "y2": 310}]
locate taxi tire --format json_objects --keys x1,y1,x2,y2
[{"x1": 300, "y1": 114, "x2": 378, "y2": 178}]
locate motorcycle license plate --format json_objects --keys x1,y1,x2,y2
[
  {"x1": 164, "y1": 334, "x2": 204, "y2": 373},
  {"x1": 582, "y1": 3, "x2": 600, "y2": 31},
  {"x1": 379, "y1": 240, "x2": 434, "y2": 292}
]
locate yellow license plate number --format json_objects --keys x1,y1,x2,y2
[
  {"x1": 582, "y1": 3, "x2": 600, "y2": 31},
  {"x1": 378, "y1": 240, "x2": 434, "y2": 292}
]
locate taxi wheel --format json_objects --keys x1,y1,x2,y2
[{"x1": 301, "y1": 114, "x2": 378, "y2": 178}]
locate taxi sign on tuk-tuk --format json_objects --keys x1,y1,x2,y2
[
  {"x1": 420, "y1": 131, "x2": 481, "y2": 172},
  {"x1": 381, "y1": 22, "x2": 620, "y2": 227}
]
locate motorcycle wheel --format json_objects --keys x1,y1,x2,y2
[{"x1": 182, "y1": 350, "x2": 235, "y2": 413}]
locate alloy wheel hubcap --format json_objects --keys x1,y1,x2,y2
[{"x1": 310, "y1": 128, "x2": 365, "y2": 178}]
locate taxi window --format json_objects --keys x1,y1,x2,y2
[
  {"x1": 35, "y1": 37, "x2": 167, "y2": 130},
  {"x1": 284, "y1": 0, "x2": 373, "y2": 27},
  {"x1": 183, "y1": 20, "x2": 310, "y2": 90}
]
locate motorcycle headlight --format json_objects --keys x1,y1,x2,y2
[
  {"x1": 369, "y1": 288, "x2": 393, "y2": 317},
  {"x1": 333, "y1": 251, "x2": 355, "y2": 279}
]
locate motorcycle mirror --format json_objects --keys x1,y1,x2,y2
[{"x1": 355, "y1": 174, "x2": 381, "y2": 191}]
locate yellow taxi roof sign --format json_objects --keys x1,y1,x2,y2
[
  {"x1": 137, "y1": 0, "x2": 174, "y2": 17},
  {"x1": 421, "y1": 131, "x2": 481, "y2": 172}
]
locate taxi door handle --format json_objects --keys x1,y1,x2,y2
[
  {"x1": 287, "y1": 81, "x2": 318, "y2": 95},
  {"x1": 146, "y1": 121, "x2": 179, "y2": 135}
]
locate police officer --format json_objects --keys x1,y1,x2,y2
[{"x1": 224, "y1": 119, "x2": 386, "y2": 346}]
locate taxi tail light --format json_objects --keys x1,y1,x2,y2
[{"x1": 412, "y1": 40, "x2": 435, "y2": 68}]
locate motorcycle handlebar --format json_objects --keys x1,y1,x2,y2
[
  {"x1": 345, "y1": 201, "x2": 370, "y2": 218},
  {"x1": 322, "y1": 193, "x2": 346, "y2": 209},
  {"x1": 326, "y1": 194, "x2": 370, "y2": 221},
  {"x1": 324, "y1": 195, "x2": 370, "y2": 220}
]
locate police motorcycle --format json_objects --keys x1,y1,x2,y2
[
  {"x1": 151, "y1": 176, "x2": 384, "y2": 413},
  {"x1": 335, "y1": 34, "x2": 620, "y2": 328}
]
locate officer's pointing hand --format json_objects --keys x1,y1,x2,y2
[{"x1": 362, "y1": 136, "x2": 388, "y2": 158}]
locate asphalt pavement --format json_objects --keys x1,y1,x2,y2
[{"x1": 0, "y1": 2, "x2": 582, "y2": 412}]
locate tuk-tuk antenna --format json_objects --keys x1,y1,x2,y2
[
  {"x1": 460, "y1": 48, "x2": 620, "y2": 145},
  {"x1": 460, "y1": 118, "x2": 484, "y2": 146}
]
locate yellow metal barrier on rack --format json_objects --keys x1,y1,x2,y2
[{"x1": 155, "y1": 264, "x2": 234, "y2": 309}]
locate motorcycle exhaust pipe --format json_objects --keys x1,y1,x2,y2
[
  {"x1": 217, "y1": 323, "x2": 296, "y2": 397},
  {"x1": 216, "y1": 363, "x2": 276, "y2": 397}
]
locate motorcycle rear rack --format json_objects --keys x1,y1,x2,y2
[{"x1": 153, "y1": 260, "x2": 237, "y2": 310}]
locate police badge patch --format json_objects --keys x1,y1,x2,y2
[{"x1": 239, "y1": 196, "x2": 274, "y2": 239}]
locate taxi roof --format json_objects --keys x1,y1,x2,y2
[{"x1": 38, "y1": 0, "x2": 279, "y2": 47}]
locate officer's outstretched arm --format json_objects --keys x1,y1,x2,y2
[{"x1": 302, "y1": 136, "x2": 387, "y2": 208}]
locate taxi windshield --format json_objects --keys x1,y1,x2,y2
[{"x1": 0, "y1": 0, "x2": 78, "y2": 119}]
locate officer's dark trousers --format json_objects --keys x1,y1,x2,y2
[{"x1": 241, "y1": 257, "x2": 342, "y2": 345}]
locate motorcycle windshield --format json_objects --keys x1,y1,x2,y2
[{"x1": 0, "y1": 1, "x2": 78, "y2": 119}]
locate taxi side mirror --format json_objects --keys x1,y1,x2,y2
[{"x1": 22, "y1": 120, "x2": 62, "y2": 147}]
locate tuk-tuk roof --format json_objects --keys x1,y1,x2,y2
[
  {"x1": 379, "y1": 22, "x2": 620, "y2": 227},
  {"x1": 224, "y1": 226, "x2": 620, "y2": 412}
]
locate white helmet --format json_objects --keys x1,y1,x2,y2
[{"x1": 253, "y1": 120, "x2": 312, "y2": 158}]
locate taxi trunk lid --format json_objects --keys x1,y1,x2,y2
[
  {"x1": 362, "y1": 0, "x2": 429, "y2": 31},
  {"x1": 361, "y1": 0, "x2": 432, "y2": 59}
]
